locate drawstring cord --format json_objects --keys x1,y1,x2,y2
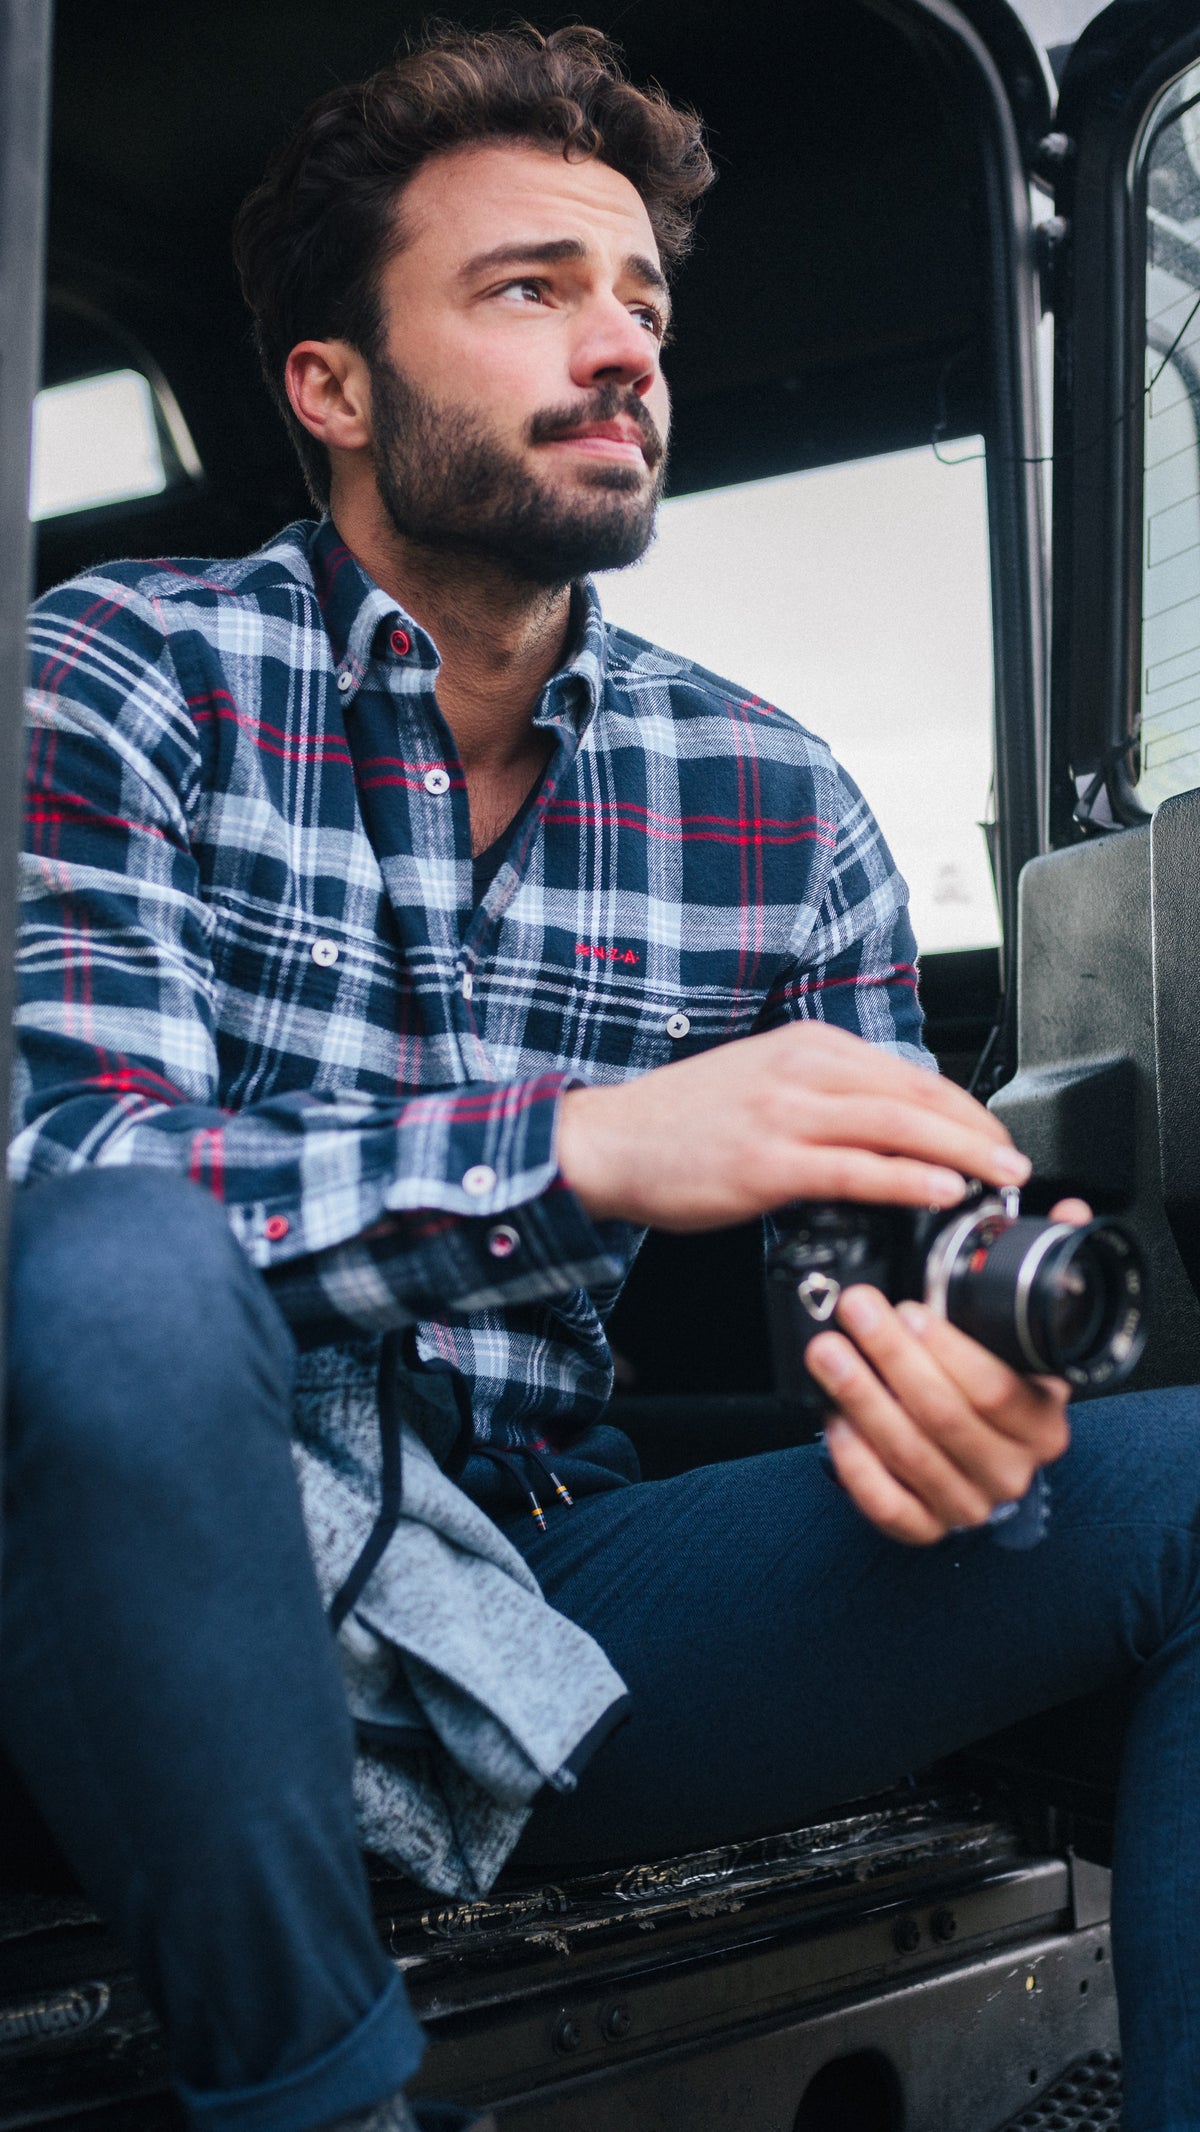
[
  {"x1": 469, "y1": 1442, "x2": 575, "y2": 1529},
  {"x1": 407, "y1": 1336, "x2": 575, "y2": 1528},
  {"x1": 524, "y1": 1444, "x2": 575, "y2": 1513},
  {"x1": 328, "y1": 1338, "x2": 574, "y2": 1636}
]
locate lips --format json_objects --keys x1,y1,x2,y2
[
  {"x1": 548, "y1": 419, "x2": 650, "y2": 462},
  {"x1": 529, "y1": 394, "x2": 665, "y2": 468}
]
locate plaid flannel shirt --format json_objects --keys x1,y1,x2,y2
[{"x1": 16, "y1": 515, "x2": 927, "y2": 1456}]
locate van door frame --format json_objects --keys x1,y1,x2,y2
[
  {"x1": 0, "y1": 0, "x2": 54, "y2": 1577},
  {"x1": 1048, "y1": 0, "x2": 1200, "y2": 842},
  {"x1": 869, "y1": 0, "x2": 1052, "y2": 1091}
]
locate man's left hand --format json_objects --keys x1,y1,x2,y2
[{"x1": 806, "y1": 1197, "x2": 1089, "y2": 1547}]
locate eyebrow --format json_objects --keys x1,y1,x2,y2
[{"x1": 459, "y1": 237, "x2": 671, "y2": 309}]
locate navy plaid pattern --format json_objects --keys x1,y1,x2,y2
[{"x1": 16, "y1": 516, "x2": 926, "y2": 1447}]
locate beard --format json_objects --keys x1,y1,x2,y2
[{"x1": 368, "y1": 356, "x2": 667, "y2": 587}]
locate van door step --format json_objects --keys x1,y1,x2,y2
[{"x1": 996, "y1": 2052, "x2": 1121, "y2": 2130}]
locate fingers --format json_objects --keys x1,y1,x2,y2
[
  {"x1": 756, "y1": 1027, "x2": 1029, "y2": 1198},
  {"x1": 823, "y1": 1415, "x2": 947, "y2": 1546},
  {"x1": 559, "y1": 1021, "x2": 1035, "y2": 1231},
  {"x1": 776, "y1": 1025, "x2": 1013, "y2": 1142},
  {"x1": 753, "y1": 1147, "x2": 980, "y2": 1215},
  {"x1": 806, "y1": 1285, "x2": 1072, "y2": 1543},
  {"x1": 1050, "y1": 1198, "x2": 1092, "y2": 1226},
  {"x1": 885, "y1": 1303, "x2": 1071, "y2": 1460},
  {"x1": 808, "y1": 1316, "x2": 1016, "y2": 1531},
  {"x1": 784, "y1": 1089, "x2": 1031, "y2": 1196}
]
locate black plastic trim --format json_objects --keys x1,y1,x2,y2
[
  {"x1": 1049, "y1": 0, "x2": 1200, "y2": 842},
  {"x1": 942, "y1": 0, "x2": 1056, "y2": 159},
  {"x1": 1150, "y1": 789, "x2": 1200, "y2": 1300},
  {"x1": 988, "y1": 1054, "x2": 1137, "y2": 1207},
  {"x1": 867, "y1": 0, "x2": 1048, "y2": 1087}
]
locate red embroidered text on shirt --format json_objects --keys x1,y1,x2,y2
[{"x1": 575, "y1": 944, "x2": 640, "y2": 965}]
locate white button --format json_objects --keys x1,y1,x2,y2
[
  {"x1": 461, "y1": 971, "x2": 474, "y2": 1002},
  {"x1": 310, "y1": 938, "x2": 339, "y2": 969},
  {"x1": 666, "y1": 1011, "x2": 691, "y2": 1040},
  {"x1": 424, "y1": 768, "x2": 451, "y2": 796},
  {"x1": 486, "y1": 1223, "x2": 520, "y2": 1260},
  {"x1": 462, "y1": 1164, "x2": 497, "y2": 1198},
  {"x1": 336, "y1": 672, "x2": 353, "y2": 693}
]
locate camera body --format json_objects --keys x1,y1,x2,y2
[{"x1": 766, "y1": 1185, "x2": 1147, "y2": 1417}]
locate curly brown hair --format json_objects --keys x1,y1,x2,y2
[{"x1": 232, "y1": 22, "x2": 713, "y2": 506}]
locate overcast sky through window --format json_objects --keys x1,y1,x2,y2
[
  {"x1": 1012, "y1": 0, "x2": 1107, "y2": 50},
  {"x1": 595, "y1": 3, "x2": 1120, "y2": 956}
]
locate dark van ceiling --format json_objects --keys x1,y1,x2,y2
[{"x1": 39, "y1": 0, "x2": 1003, "y2": 588}]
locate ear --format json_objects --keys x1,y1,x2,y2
[{"x1": 284, "y1": 340, "x2": 372, "y2": 455}]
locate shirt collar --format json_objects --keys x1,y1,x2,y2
[
  {"x1": 308, "y1": 515, "x2": 608, "y2": 733},
  {"x1": 309, "y1": 518, "x2": 427, "y2": 695},
  {"x1": 534, "y1": 576, "x2": 607, "y2": 736}
]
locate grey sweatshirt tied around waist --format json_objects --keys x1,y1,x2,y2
[{"x1": 292, "y1": 1338, "x2": 629, "y2": 1900}]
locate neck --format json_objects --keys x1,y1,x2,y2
[{"x1": 333, "y1": 491, "x2": 574, "y2": 776}]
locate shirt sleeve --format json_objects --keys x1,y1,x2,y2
[
  {"x1": 757, "y1": 759, "x2": 932, "y2": 1065},
  {"x1": 13, "y1": 578, "x2": 623, "y2": 1340}
]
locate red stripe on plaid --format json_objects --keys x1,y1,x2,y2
[
  {"x1": 146, "y1": 561, "x2": 244, "y2": 597},
  {"x1": 189, "y1": 693, "x2": 353, "y2": 765},
  {"x1": 777, "y1": 963, "x2": 920, "y2": 997},
  {"x1": 82, "y1": 1060, "x2": 188, "y2": 1101},
  {"x1": 543, "y1": 799, "x2": 836, "y2": 847},
  {"x1": 25, "y1": 788, "x2": 170, "y2": 843},
  {"x1": 188, "y1": 1125, "x2": 226, "y2": 1196},
  {"x1": 412, "y1": 1075, "x2": 564, "y2": 1127},
  {"x1": 36, "y1": 596, "x2": 126, "y2": 694},
  {"x1": 358, "y1": 771, "x2": 465, "y2": 794},
  {"x1": 545, "y1": 798, "x2": 836, "y2": 834}
]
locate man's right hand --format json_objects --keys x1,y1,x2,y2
[{"x1": 556, "y1": 1023, "x2": 1030, "y2": 1230}]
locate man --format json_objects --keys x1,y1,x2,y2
[{"x1": 6, "y1": 23, "x2": 1200, "y2": 2132}]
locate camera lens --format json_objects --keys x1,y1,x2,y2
[
  {"x1": 928, "y1": 1210, "x2": 1147, "y2": 1389},
  {"x1": 1041, "y1": 1245, "x2": 1106, "y2": 1363}
]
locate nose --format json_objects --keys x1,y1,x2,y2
[{"x1": 570, "y1": 292, "x2": 659, "y2": 398}]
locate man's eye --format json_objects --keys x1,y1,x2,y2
[
  {"x1": 633, "y1": 306, "x2": 667, "y2": 341},
  {"x1": 497, "y1": 279, "x2": 547, "y2": 305}
]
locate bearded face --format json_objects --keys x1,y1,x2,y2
[{"x1": 369, "y1": 357, "x2": 667, "y2": 587}]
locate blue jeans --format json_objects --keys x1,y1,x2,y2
[
  {"x1": 1, "y1": 1170, "x2": 423, "y2": 2132},
  {"x1": 503, "y1": 1399, "x2": 1200, "y2": 2132},
  {"x1": 7, "y1": 1170, "x2": 1200, "y2": 2130}
]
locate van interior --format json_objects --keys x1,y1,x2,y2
[{"x1": 4, "y1": 1, "x2": 1199, "y2": 2125}]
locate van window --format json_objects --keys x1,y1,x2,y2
[
  {"x1": 1137, "y1": 66, "x2": 1200, "y2": 810},
  {"x1": 597, "y1": 443, "x2": 997, "y2": 954},
  {"x1": 30, "y1": 366, "x2": 200, "y2": 522}
]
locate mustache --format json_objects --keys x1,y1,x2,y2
[{"x1": 527, "y1": 386, "x2": 665, "y2": 468}]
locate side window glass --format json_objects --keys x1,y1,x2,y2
[
  {"x1": 30, "y1": 365, "x2": 201, "y2": 523},
  {"x1": 597, "y1": 444, "x2": 997, "y2": 954},
  {"x1": 1138, "y1": 66, "x2": 1200, "y2": 809}
]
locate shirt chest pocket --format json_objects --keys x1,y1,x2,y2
[
  {"x1": 211, "y1": 911, "x2": 349, "y2": 1008},
  {"x1": 562, "y1": 968, "x2": 764, "y2": 1080},
  {"x1": 208, "y1": 908, "x2": 401, "y2": 1097}
]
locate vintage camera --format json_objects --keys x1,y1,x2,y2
[{"x1": 766, "y1": 1185, "x2": 1148, "y2": 1416}]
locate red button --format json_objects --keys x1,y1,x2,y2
[
  {"x1": 264, "y1": 1214, "x2": 290, "y2": 1242},
  {"x1": 390, "y1": 628, "x2": 412, "y2": 658}
]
